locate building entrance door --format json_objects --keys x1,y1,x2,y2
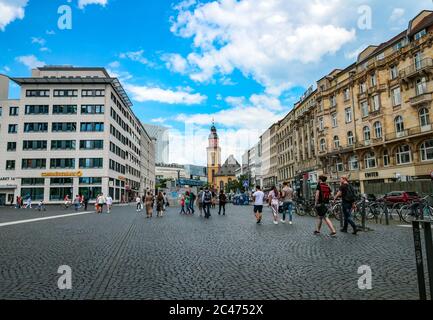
[{"x1": 0, "y1": 193, "x2": 6, "y2": 206}]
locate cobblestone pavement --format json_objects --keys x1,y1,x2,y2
[{"x1": 0, "y1": 204, "x2": 421, "y2": 300}]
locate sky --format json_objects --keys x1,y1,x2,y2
[{"x1": 1, "y1": 0, "x2": 433, "y2": 166}]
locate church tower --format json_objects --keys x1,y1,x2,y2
[{"x1": 207, "y1": 122, "x2": 221, "y2": 188}]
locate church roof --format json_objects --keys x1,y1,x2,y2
[{"x1": 215, "y1": 155, "x2": 240, "y2": 177}]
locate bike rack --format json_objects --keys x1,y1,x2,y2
[{"x1": 412, "y1": 220, "x2": 433, "y2": 300}]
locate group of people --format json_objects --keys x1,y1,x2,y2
[
  {"x1": 252, "y1": 175, "x2": 359, "y2": 236},
  {"x1": 136, "y1": 192, "x2": 169, "y2": 218},
  {"x1": 179, "y1": 188, "x2": 228, "y2": 219}
]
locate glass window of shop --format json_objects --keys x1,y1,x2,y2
[
  {"x1": 21, "y1": 188, "x2": 44, "y2": 201},
  {"x1": 50, "y1": 187, "x2": 73, "y2": 201},
  {"x1": 79, "y1": 187, "x2": 102, "y2": 201}
]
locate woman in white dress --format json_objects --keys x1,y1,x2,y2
[{"x1": 268, "y1": 186, "x2": 280, "y2": 225}]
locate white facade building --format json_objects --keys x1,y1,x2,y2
[
  {"x1": 0, "y1": 66, "x2": 155, "y2": 205},
  {"x1": 142, "y1": 123, "x2": 169, "y2": 164}
]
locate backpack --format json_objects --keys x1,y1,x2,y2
[
  {"x1": 318, "y1": 183, "x2": 331, "y2": 204},
  {"x1": 344, "y1": 184, "x2": 358, "y2": 203},
  {"x1": 204, "y1": 191, "x2": 212, "y2": 204}
]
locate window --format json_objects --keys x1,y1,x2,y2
[
  {"x1": 50, "y1": 159, "x2": 76, "y2": 169},
  {"x1": 383, "y1": 150, "x2": 390, "y2": 167},
  {"x1": 53, "y1": 105, "x2": 77, "y2": 114},
  {"x1": 318, "y1": 117, "x2": 324, "y2": 131},
  {"x1": 7, "y1": 142, "x2": 16, "y2": 151},
  {"x1": 364, "y1": 152, "x2": 377, "y2": 169},
  {"x1": 390, "y1": 65, "x2": 398, "y2": 79},
  {"x1": 419, "y1": 107, "x2": 430, "y2": 127},
  {"x1": 331, "y1": 113, "x2": 337, "y2": 128},
  {"x1": 320, "y1": 139, "x2": 326, "y2": 152},
  {"x1": 345, "y1": 107, "x2": 352, "y2": 123},
  {"x1": 360, "y1": 82, "x2": 367, "y2": 93},
  {"x1": 396, "y1": 145, "x2": 412, "y2": 164},
  {"x1": 347, "y1": 131, "x2": 354, "y2": 146},
  {"x1": 8, "y1": 124, "x2": 18, "y2": 133},
  {"x1": 21, "y1": 188, "x2": 44, "y2": 201},
  {"x1": 52, "y1": 122, "x2": 77, "y2": 132},
  {"x1": 373, "y1": 122, "x2": 382, "y2": 139},
  {"x1": 0, "y1": 106, "x2": 2, "y2": 116},
  {"x1": 81, "y1": 105, "x2": 105, "y2": 114},
  {"x1": 361, "y1": 101, "x2": 369, "y2": 117},
  {"x1": 23, "y1": 140, "x2": 47, "y2": 150},
  {"x1": 370, "y1": 73, "x2": 377, "y2": 87},
  {"x1": 9, "y1": 106, "x2": 19, "y2": 116},
  {"x1": 421, "y1": 140, "x2": 433, "y2": 161},
  {"x1": 414, "y1": 29, "x2": 427, "y2": 41},
  {"x1": 349, "y1": 155, "x2": 359, "y2": 171},
  {"x1": 344, "y1": 88, "x2": 350, "y2": 101},
  {"x1": 79, "y1": 187, "x2": 102, "y2": 201},
  {"x1": 79, "y1": 158, "x2": 103, "y2": 169},
  {"x1": 395, "y1": 116, "x2": 404, "y2": 133},
  {"x1": 330, "y1": 95, "x2": 337, "y2": 107},
  {"x1": 53, "y1": 89, "x2": 78, "y2": 97},
  {"x1": 336, "y1": 161, "x2": 344, "y2": 172},
  {"x1": 82, "y1": 89, "x2": 105, "y2": 97},
  {"x1": 415, "y1": 52, "x2": 423, "y2": 70},
  {"x1": 333, "y1": 136, "x2": 340, "y2": 149},
  {"x1": 363, "y1": 126, "x2": 371, "y2": 142},
  {"x1": 416, "y1": 77, "x2": 427, "y2": 95},
  {"x1": 22, "y1": 159, "x2": 47, "y2": 169},
  {"x1": 25, "y1": 105, "x2": 49, "y2": 115},
  {"x1": 376, "y1": 52, "x2": 385, "y2": 60},
  {"x1": 80, "y1": 122, "x2": 104, "y2": 132},
  {"x1": 391, "y1": 87, "x2": 401, "y2": 106},
  {"x1": 79, "y1": 177, "x2": 102, "y2": 185},
  {"x1": 80, "y1": 140, "x2": 104, "y2": 150},
  {"x1": 50, "y1": 188, "x2": 73, "y2": 201},
  {"x1": 51, "y1": 140, "x2": 76, "y2": 150},
  {"x1": 372, "y1": 95, "x2": 380, "y2": 111},
  {"x1": 24, "y1": 123, "x2": 48, "y2": 133},
  {"x1": 6, "y1": 160, "x2": 15, "y2": 170},
  {"x1": 50, "y1": 178, "x2": 73, "y2": 185},
  {"x1": 26, "y1": 90, "x2": 49, "y2": 97},
  {"x1": 21, "y1": 178, "x2": 45, "y2": 186}
]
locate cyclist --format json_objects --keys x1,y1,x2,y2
[{"x1": 314, "y1": 175, "x2": 337, "y2": 237}]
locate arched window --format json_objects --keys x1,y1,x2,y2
[
  {"x1": 419, "y1": 107, "x2": 430, "y2": 127},
  {"x1": 395, "y1": 116, "x2": 404, "y2": 133},
  {"x1": 348, "y1": 155, "x2": 359, "y2": 171},
  {"x1": 320, "y1": 139, "x2": 326, "y2": 152},
  {"x1": 364, "y1": 152, "x2": 377, "y2": 169},
  {"x1": 347, "y1": 131, "x2": 354, "y2": 146},
  {"x1": 363, "y1": 126, "x2": 371, "y2": 142},
  {"x1": 374, "y1": 121, "x2": 382, "y2": 139},
  {"x1": 333, "y1": 136, "x2": 340, "y2": 149},
  {"x1": 396, "y1": 145, "x2": 412, "y2": 164},
  {"x1": 420, "y1": 140, "x2": 433, "y2": 161}
]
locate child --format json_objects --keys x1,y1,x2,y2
[
  {"x1": 37, "y1": 200, "x2": 46, "y2": 212},
  {"x1": 179, "y1": 196, "x2": 186, "y2": 214}
]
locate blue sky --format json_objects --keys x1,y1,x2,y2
[{"x1": 1, "y1": 0, "x2": 433, "y2": 165}]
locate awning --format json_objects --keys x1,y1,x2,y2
[{"x1": 0, "y1": 185, "x2": 17, "y2": 190}]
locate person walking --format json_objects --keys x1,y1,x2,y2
[
  {"x1": 202, "y1": 187, "x2": 213, "y2": 219},
  {"x1": 218, "y1": 190, "x2": 227, "y2": 216},
  {"x1": 37, "y1": 200, "x2": 46, "y2": 212},
  {"x1": 281, "y1": 182, "x2": 294, "y2": 225},
  {"x1": 96, "y1": 193, "x2": 106, "y2": 214},
  {"x1": 64, "y1": 195, "x2": 71, "y2": 209},
  {"x1": 185, "y1": 191, "x2": 191, "y2": 215},
  {"x1": 253, "y1": 186, "x2": 265, "y2": 224},
  {"x1": 189, "y1": 191, "x2": 196, "y2": 215},
  {"x1": 106, "y1": 195, "x2": 113, "y2": 214},
  {"x1": 136, "y1": 195, "x2": 142, "y2": 212},
  {"x1": 146, "y1": 192, "x2": 154, "y2": 218},
  {"x1": 197, "y1": 188, "x2": 204, "y2": 217},
  {"x1": 156, "y1": 192, "x2": 165, "y2": 217},
  {"x1": 25, "y1": 197, "x2": 32, "y2": 209},
  {"x1": 82, "y1": 195, "x2": 88, "y2": 211},
  {"x1": 314, "y1": 175, "x2": 337, "y2": 237},
  {"x1": 74, "y1": 195, "x2": 81, "y2": 211},
  {"x1": 179, "y1": 195, "x2": 187, "y2": 215},
  {"x1": 334, "y1": 176, "x2": 358, "y2": 235},
  {"x1": 268, "y1": 186, "x2": 280, "y2": 225},
  {"x1": 15, "y1": 196, "x2": 21, "y2": 209}
]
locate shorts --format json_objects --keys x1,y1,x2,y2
[
  {"x1": 316, "y1": 204, "x2": 328, "y2": 218},
  {"x1": 254, "y1": 205, "x2": 263, "y2": 213}
]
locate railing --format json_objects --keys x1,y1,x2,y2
[
  {"x1": 385, "y1": 125, "x2": 431, "y2": 141},
  {"x1": 400, "y1": 58, "x2": 433, "y2": 79},
  {"x1": 410, "y1": 92, "x2": 432, "y2": 106}
]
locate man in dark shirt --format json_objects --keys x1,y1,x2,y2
[{"x1": 334, "y1": 176, "x2": 358, "y2": 235}]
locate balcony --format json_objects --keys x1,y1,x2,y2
[
  {"x1": 384, "y1": 125, "x2": 432, "y2": 142},
  {"x1": 409, "y1": 92, "x2": 432, "y2": 107},
  {"x1": 368, "y1": 84, "x2": 387, "y2": 95},
  {"x1": 400, "y1": 58, "x2": 433, "y2": 80}
]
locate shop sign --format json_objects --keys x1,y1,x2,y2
[
  {"x1": 365, "y1": 172, "x2": 379, "y2": 179},
  {"x1": 41, "y1": 171, "x2": 83, "y2": 177}
]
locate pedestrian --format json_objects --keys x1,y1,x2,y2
[
  {"x1": 96, "y1": 193, "x2": 105, "y2": 214},
  {"x1": 281, "y1": 182, "x2": 294, "y2": 225},
  {"x1": 74, "y1": 195, "x2": 81, "y2": 211},
  {"x1": 146, "y1": 192, "x2": 154, "y2": 218},
  {"x1": 268, "y1": 186, "x2": 280, "y2": 225},
  {"x1": 83, "y1": 195, "x2": 88, "y2": 211},
  {"x1": 37, "y1": 200, "x2": 46, "y2": 212},
  {"x1": 106, "y1": 195, "x2": 113, "y2": 214},
  {"x1": 25, "y1": 197, "x2": 32, "y2": 209},
  {"x1": 185, "y1": 191, "x2": 191, "y2": 214},
  {"x1": 197, "y1": 188, "x2": 204, "y2": 217},
  {"x1": 189, "y1": 190, "x2": 196, "y2": 215},
  {"x1": 334, "y1": 176, "x2": 358, "y2": 235},
  {"x1": 64, "y1": 195, "x2": 71, "y2": 209},
  {"x1": 218, "y1": 190, "x2": 227, "y2": 216},
  {"x1": 15, "y1": 196, "x2": 21, "y2": 209},
  {"x1": 253, "y1": 186, "x2": 265, "y2": 224},
  {"x1": 179, "y1": 195, "x2": 187, "y2": 215},
  {"x1": 314, "y1": 175, "x2": 337, "y2": 237},
  {"x1": 211, "y1": 191, "x2": 217, "y2": 209},
  {"x1": 157, "y1": 192, "x2": 165, "y2": 217},
  {"x1": 202, "y1": 187, "x2": 213, "y2": 219},
  {"x1": 163, "y1": 192, "x2": 170, "y2": 209},
  {"x1": 136, "y1": 196, "x2": 142, "y2": 212}
]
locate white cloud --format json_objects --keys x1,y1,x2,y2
[
  {"x1": 106, "y1": 68, "x2": 132, "y2": 82},
  {"x1": 390, "y1": 8, "x2": 405, "y2": 22},
  {"x1": 344, "y1": 44, "x2": 367, "y2": 60},
  {"x1": 120, "y1": 50, "x2": 149, "y2": 65},
  {"x1": 151, "y1": 117, "x2": 167, "y2": 124},
  {"x1": 162, "y1": 53, "x2": 189, "y2": 74},
  {"x1": 0, "y1": 0, "x2": 28, "y2": 31},
  {"x1": 16, "y1": 55, "x2": 45, "y2": 69},
  {"x1": 125, "y1": 84, "x2": 207, "y2": 105},
  {"x1": 78, "y1": 0, "x2": 108, "y2": 9},
  {"x1": 0, "y1": 66, "x2": 10, "y2": 74},
  {"x1": 170, "y1": 0, "x2": 357, "y2": 94},
  {"x1": 46, "y1": 30, "x2": 56, "y2": 35},
  {"x1": 31, "y1": 37, "x2": 46, "y2": 46}
]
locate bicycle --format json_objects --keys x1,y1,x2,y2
[{"x1": 399, "y1": 197, "x2": 433, "y2": 224}]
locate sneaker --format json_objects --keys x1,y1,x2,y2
[
  {"x1": 314, "y1": 231, "x2": 320, "y2": 235},
  {"x1": 352, "y1": 229, "x2": 358, "y2": 235},
  {"x1": 289, "y1": 221, "x2": 293, "y2": 225},
  {"x1": 340, "y1": 229, "x2": 348, "y2": 233},
  {"x1": 330, "y1": 232, "x2": 337, "y2": 237},
  {"x1": 280, "y1": 220, "x2": 286, "y2": 224},
  {"x1": 273, "y1": 221, "x2": 279, "y2": 225}
]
